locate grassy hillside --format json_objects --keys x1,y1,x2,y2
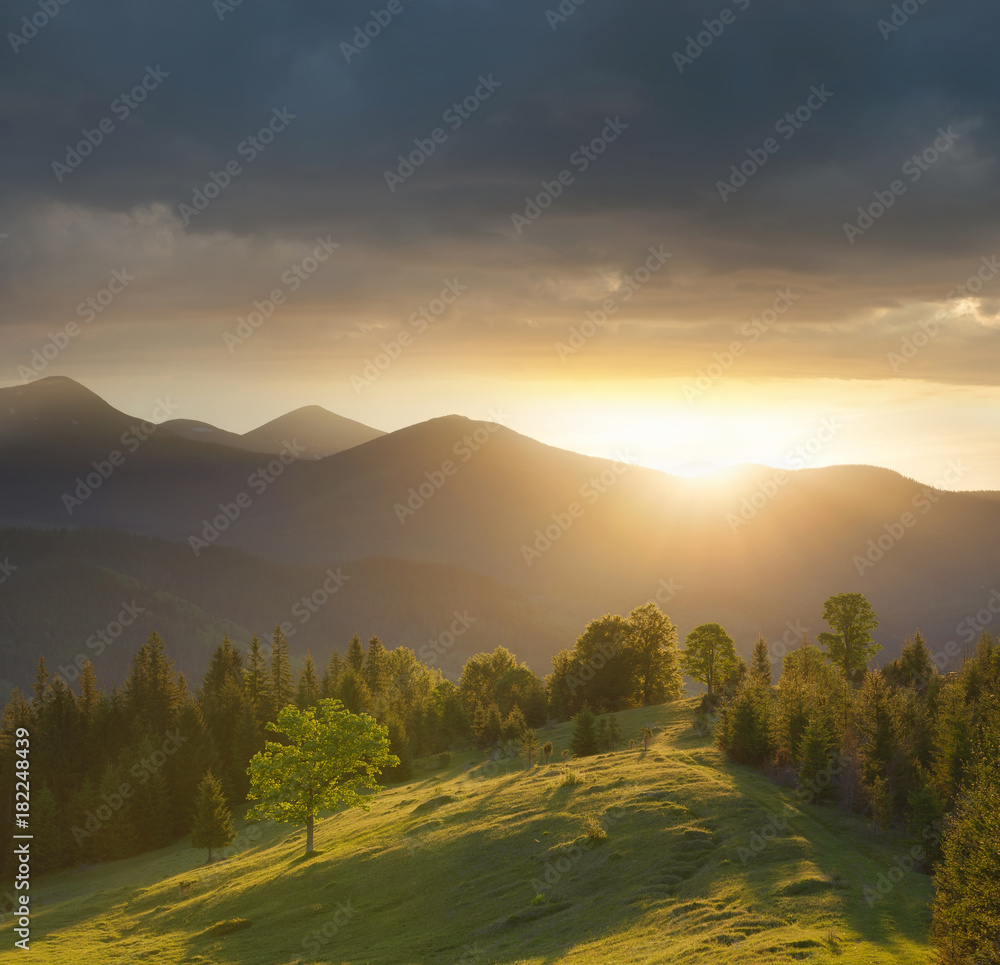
[{"x1": 4, "y1": 700, "x2": 934, "y2": 964}]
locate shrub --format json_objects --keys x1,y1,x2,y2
[
  {"x1": 542, "y1": 741, "x2": 554, "y2": 764},
  {"x1": 437, "y1": 751, "x2": 452, "y2": 769},
  {"x1": 585, "y1": 817, "x2": 607, "y2": 844},
  {"x1": 560, "y1": 769, "x2": 583, "y2": 787}
]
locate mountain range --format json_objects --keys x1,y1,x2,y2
[{"x1": 2, "y1": 376, "x2": 998, "y2": 693}]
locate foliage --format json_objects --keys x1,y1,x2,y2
[
  {"x1": 817, "y1": 592, "x2": 881, "y2": 681},
  {"x1": 245, "y1": 699, "x2": 398, "y2": 855},
  {"x1": 681, "y1": 622, "x2": 739, "y2": 695}
]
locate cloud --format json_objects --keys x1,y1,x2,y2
[{"x1": 1, "y1": 0, "x2": 999, "y2": 384}]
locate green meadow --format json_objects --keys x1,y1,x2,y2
[{"x1": 4, "y1": 699, "x2": 934, "y2": 964}]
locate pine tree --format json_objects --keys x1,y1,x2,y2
[
  {"x1": 77, "y1": 658, "x2": 100, "y2": 726},
  {"x1": 364, "y1": 636, "x2": 391, "y2": 701},
  {"x1": 931, "y1": 738, "x2": 1000, "y2": 964},
  {"x1": 520, "y1": 729, "x2": 540, "y2": 768},
  {"x1": 270, "y1": 625, "x2": 294, "y2": 712},
  {"x1": 337, "y1": 669, "x2": 372, "y2": 715},
  {"x1": 571, "y1": 706, "x2": 599, "y2": 757},
  {"x1": 322, "y1": 651, "x2": 345, "y2": 698},
  {"x1": 750, "y1": 634, "x2": 772, "y2": 685},
  {"x1": 797, "y1": 715, "x2": 839, "y2": 803},
  {"x1": 726, "y1": 678, "x2": 773, "y2": 765},
  {"x1": 346, "y1": 634, "x2": 365, "y2": 673},
  {"x1": 244, "y1": 634, "x2": 272, "y2": 726},
  {"x1": 500, "y1": 705, "x2": 527, "y2": 743},
  {"x1": 296, "y1": 652, "x2": 320, "y2": 709},
  {"x1": 597, "y1": 716, "x2": 609, "y2": 751},
  {"x1": 190, "y1": 770, "x2": 234, "y2": 863}
]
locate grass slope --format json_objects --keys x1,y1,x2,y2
[{"x1": 5, "y1": 700, "x2": 934, "y2": 964}]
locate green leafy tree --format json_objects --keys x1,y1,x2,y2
[
  {"x1": 818, "y1": 593, "x2": 880, "y2": 681},
  {"x1": 542, "y1": 740, "x2": 553, "y2": 764},
  {"x1": 680, "y1": 623, "x2": 738, "y2": 696},
  {"x1": 623, "y1": 603, "x2": 682, "y2": 706},
  {"x1": 246, "y1": 699, "x2": 398, "y2": 855},
  {"x1": 190, "y1": 770, "x2": 234, "y2": 863},
  {"x1": 571, "y1": 706, "x2": 599, "y2": 757}
]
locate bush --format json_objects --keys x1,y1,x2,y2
[
  {"x1": 560, "y1": 769, "x2": 583, "y2": 787},
  {"x1": 585, "y1": 817, "x2": 607, "y2": 844},
  {"x1": 437, "y1": 751, "x2": 452, "y2": 769}
]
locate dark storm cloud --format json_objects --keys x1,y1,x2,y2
[{"x1": 1, "y1": 0, "x2": 999, "y2": 381}]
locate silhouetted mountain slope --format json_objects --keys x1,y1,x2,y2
[
  {"x1": 162, "y1": 405, "x2": 383, "y2": 459},
  {"x1": 1, "y1": 378, "x2": 998, "y2": 674},
  {"x1": 0, "y1": 527, "x2": 569, "y2": 692}
]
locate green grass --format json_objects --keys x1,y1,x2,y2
[{"x1": 2, "y1": 699, "x2": 935, "y2": 963}]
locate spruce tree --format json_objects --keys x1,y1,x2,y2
[
  {"x1": 270, "y1": 625, "x2": 295, "y2": 712},
  {"x1": 244, "y1": 634, "x2": 272, "y2": 726},
  {"x1": 797, "y1": 715, "x2": 839, "y2": 802},
  {"x1": 571, "y1": 706, "x2": 599, "y2": 757},
  {"x1": 190, "y1": 770, "x2": 234, "y2": 863},
  {"x1": 322, "y1": 651, "x2": 345, "y2": 698},
  {"x1": 750, "y1": 634, "x2": 772, "y2": 685},
  {"x1": 346, "y1": 634, "x2": 365, "y2": 673},
  {"x1": 297, "y1": 652, "x2": 320, "y2": 709}
]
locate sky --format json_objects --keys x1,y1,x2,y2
[{"x1": 1, "y1": 0, "x2": 999, "y2": 489}]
